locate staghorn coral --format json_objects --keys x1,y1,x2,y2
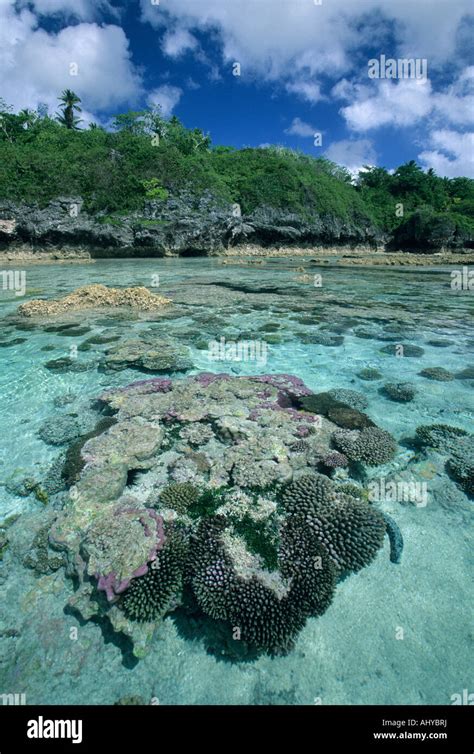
[{"x1": 332, "y1": 427, "x2": 397, "y2": 466}]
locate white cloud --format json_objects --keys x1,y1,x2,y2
[
  {"x1": 432, "y1": 66, "x2": 474, "y2": 126},
  {"x1": 286, "y1": 81, "x2": 324, "y2": 104},
  {"x1": 419, "y1": 130, "x2": 474, "y2": 178},
  {"x1": 338, "y1": 66, "x2": 474, "y2": 132},
  {"x1": 324, "y1": 138, "x2": 377, "y2": 178},
  {"x1": 147, "y1": 85, "x2": 182, "y2": 117},
  {"x1": 0, "y1": 1, "x2": 142, "y2": 116},
  {"x1": 284, "y1": 117, "x2": 317, "y2": 138},
  {"x1": 17, "y1": 0, "x2": 118, "y2": 21},
  {"x1": 341, "y1": 78, "x2": 433, "y2": 131},
  {"x1": 162, "y1": 28, "x2": 198, "y2": 58},
  {"x1": 140, "y1": 0, "x2": 473, "y2": 81}
]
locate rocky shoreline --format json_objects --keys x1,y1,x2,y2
[{"x1": 3, "y1": 192, "x2": 472, "y2": 263}]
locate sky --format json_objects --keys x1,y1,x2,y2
[{"x1": 0, "y1": 0, "x2": 473, "y2": 177}]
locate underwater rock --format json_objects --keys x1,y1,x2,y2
[
  {"x1": 47, "y1": 373, "x2": 400, "y2": 658},
  {"x1": 102, "y1": 337, "x2": 193, "y2": 374},
  {"x1": 38, "y1": 415, "x2": 82, "y2": 446},
  {"x1": 17, "y1": 284, "x2": 171, "y2": 318},
  {"x1": 299, "y1": 392, "x2": 375, "y2": 429},
  {"x1": 44, "y1": 357, "x2": 96, "y2": 373},
  {"x1": 455, "y1": 366, "x2": 474, "y2": 380},
  {"x1": 53, "y1": 392, "x2": 77, "y2": 407}
]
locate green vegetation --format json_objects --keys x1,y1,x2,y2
[
  {"x1": 0, "y1": 93, "x2": 472, "y2": 247},
  {"x1": 231, "y1": 515, "x2": 280, "y2": 571}
]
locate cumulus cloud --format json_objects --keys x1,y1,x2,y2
[
  {"x1": 0, "y1": 1, "x2": 142, "y2": 116},
  {"x1": 284, "y1": 118, "x2": 317, "y2": 138},
  {"x1": 337, "y1": 66, "x2": 474, "y2": 131},
  {"x1": 162, "y1": 28, "x2": 198, "y2": 58},
  {"x1": 324, "y1": 138, "x2": 377, "y2": 178},
  {"x1": 341, "y1": 79, "x2": 433, "y2": 131},
  {"x1": 147, "y1": 85, "x2": 182, "y2": 117},
  {"x1": 286, "y1": 81, "x2": 324, "y2": 104},
  {"x1": 17, "y1": 0, "x2": 118, "y2": 21},
  {"x1": 140, "y1": 0, "x2": 473, "y2": 80},
  {"x1": 419, "y1": 130, "x2": 474, "y2": 178}
]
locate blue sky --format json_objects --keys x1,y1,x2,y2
[{"x1": 1, "y1": 0, "x2": 473, "y2": 177}]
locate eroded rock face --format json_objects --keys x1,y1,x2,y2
[
  {"x1": 0, "y1": 192, "x2": 384, "y2": 257},
  {"x1": 47, "y1": 373, "x2": 397, "y2": 658}
]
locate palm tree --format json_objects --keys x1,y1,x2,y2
[{"x1": 56, "y1": 89, "x2": 82, "y2": 130}]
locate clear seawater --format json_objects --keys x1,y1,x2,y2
[{"x1": 0, "y1": 257, "x2": 472, "y2": 705}]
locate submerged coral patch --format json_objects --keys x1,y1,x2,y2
[{"x1": 47, "y1": 373, "x2": 399, "y2": 658}]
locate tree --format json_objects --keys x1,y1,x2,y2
[{"x1": 56, "y1": 90, "x2": 82, "y2": 130}]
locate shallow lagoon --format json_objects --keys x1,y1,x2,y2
[{"x1": 0, "y1": 257, "x2": 472, "y2": 704}]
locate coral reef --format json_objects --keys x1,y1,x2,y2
[
  {"x1": 382, "y1": 382, "x2": 417, "y2": 402},
  {"x1": 357, "y1": 368, "x2": 383, "y2": 381},
  {"x1": 415, "y1": 424, "x2": 468, "y2": 452},
  {"x1": 281, "y1": 475, "x2": 386, "y2": 573},
  {"x1": 17, "y1": 284, "x2": 171, "y2": 318},
  {"x1": 419, "y1": 367, "x2": 454, "y2": 381},
  {"x1": 121, "y1": 533, "x2": 188, "y2": 621},
  {"x1": 381, "y1": 343, "x2": 425, "y2": 357},
  {"x1": 332, "y1": 427, "x2": 397, "y2": 466},
  {"x1": 446, "y1": 437, "x2": 474, "y2": 497},
  {"x1": 44, "y1": 373, "x2": 399, "y2": 657},
  {"x1": 158, "y1": 483, "x2": 200, "y2": 514},
  {"x1": 327, "y1": 388, "x2": 368, "y2": 411}
]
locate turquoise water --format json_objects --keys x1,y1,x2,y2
[{"x1": 0, "y1": 257, "x2": 472, "y2": 704}]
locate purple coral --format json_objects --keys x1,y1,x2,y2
[
  {"x1": 252, "y1": 374, "x2": 313, "y2": 398},
  {"x1": 194, "y1": 373, "x2": 231, "y2": 386}
]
